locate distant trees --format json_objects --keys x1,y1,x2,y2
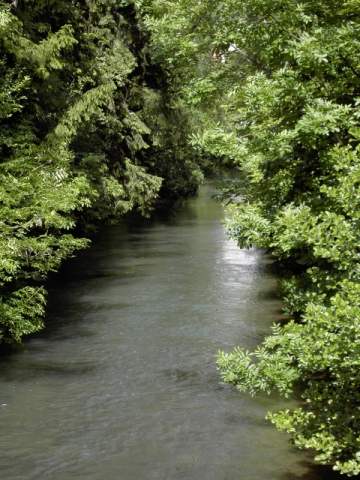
[
  {"x1": 142, "y1": 0, "x2": 360, "y2": 475},
  {"x1": 0, "y1": 0, "x2": 202, "y2": 344}
]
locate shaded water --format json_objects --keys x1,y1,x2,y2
[{"x1": 0, "y1": 185, "x2": 339, "y2": 480}]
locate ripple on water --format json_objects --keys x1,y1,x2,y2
[{"x1": 0, "y1": 184, "x2": 345, "y2": 480}]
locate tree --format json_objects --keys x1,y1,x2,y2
[{"x1": 0, "y1": 0, "x2": 202, "y2": 343}]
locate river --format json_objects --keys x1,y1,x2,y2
[{"x1": 0, "y1": 184, "x2": 339, "y2": 479}]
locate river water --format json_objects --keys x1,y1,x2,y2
[{"x1": 0, "y1": 185, "x2": 339, "y2": 480}]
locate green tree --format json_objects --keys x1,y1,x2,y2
[{"x1": 0, "y1": 0, "x2": 202, "y2": 343}]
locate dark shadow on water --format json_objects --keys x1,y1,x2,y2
[
  {"x1": 0, "y1": 342, "x2": 24, "y2": 359},
  {"x1": 255, "y1": 288, "x2": 280, "y2": 302},
  {"x1": 0, "y1": 359, "x2": 98, "y2": 382},
  {"x1": 40, "y1": 325, "x2": 96, "y2": 342},
  {"x1": 280, "y1": 461, "x2": 350, "y2": 480}
]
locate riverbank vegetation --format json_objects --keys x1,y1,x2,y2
[
  {"x1": 139, "y1": 0, "x2": 360, "y2": 476},
  {"x1": 0, "y1": 0, "x2": 203, "y2": 344}
]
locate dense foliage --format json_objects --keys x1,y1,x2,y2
[
  {"x1": 141, "y1": 0, "x2": 360, "y2": 475},
  {"x1": 0, "y1": 0, "x2": 202, "y2": 344}
]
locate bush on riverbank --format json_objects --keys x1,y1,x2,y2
[
  {"x1": 141, "y1": 0, "x2": 360, "y2": 475},
  {"x1": 0, "y1": 0, "x2": 202, "y2": 344}
]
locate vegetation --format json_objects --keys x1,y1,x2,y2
[
  {"x1": 140, "y1": 0, "x2": 360, "y2": 476},
  {"x1": 0, "y1": 0, "x2": 202, "y2": 344}
]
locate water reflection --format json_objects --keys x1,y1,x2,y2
[{"x1": 0, "y1": 184, "x2": 343, "y2": 480}]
